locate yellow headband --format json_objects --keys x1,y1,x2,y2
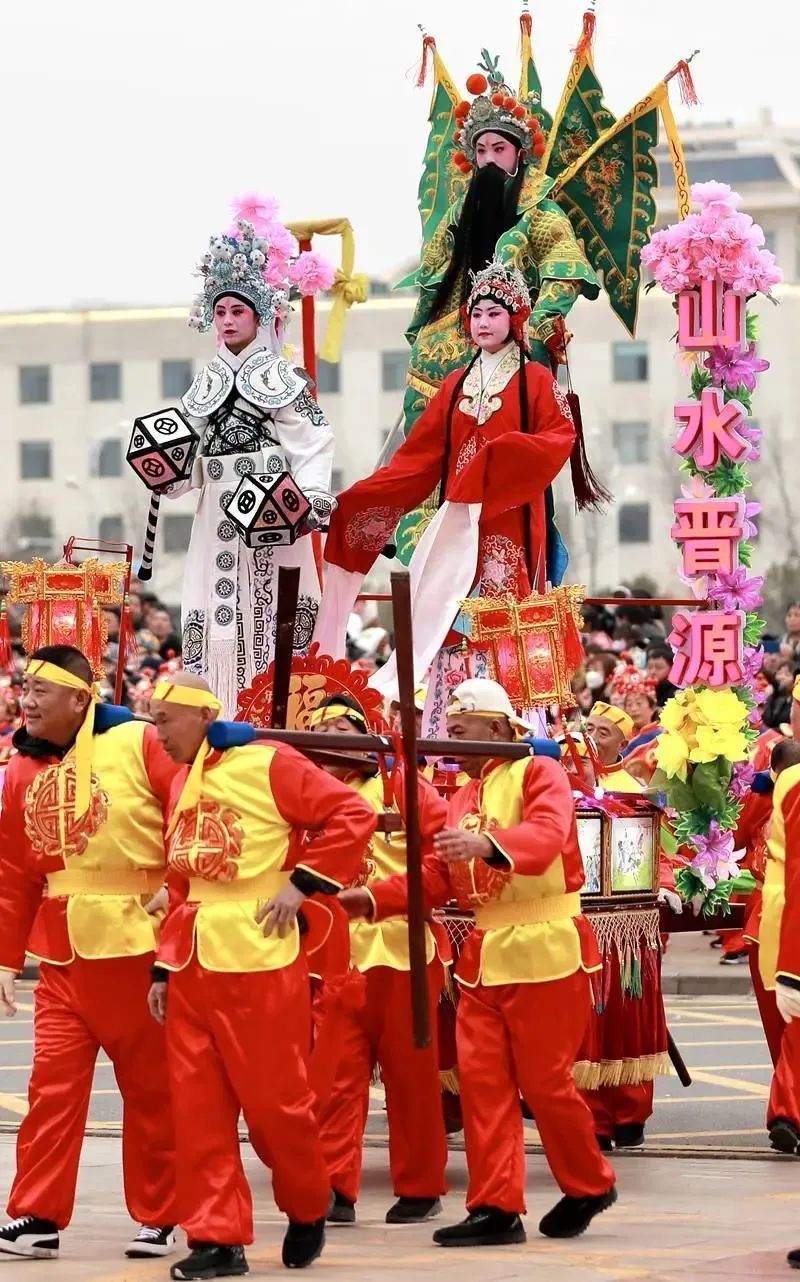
[
  {"x1": 793, "y1": 676, "x2": 800, "y2": 704},
  {"x1": 151, "y1": 681, "x2": 223, "y2": 711},
  {"x1": 589, "y1": 701, "x2": 635, "y2": 742},
  {"x1": 309, "y1": 701, "x2": 367, "y2": 729},
  {"x1": 25, "y1": 659, "x2": 98, "y2": 822}
]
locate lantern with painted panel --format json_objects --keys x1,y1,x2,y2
[
  {"x1": 223, "y1": 471, "x2": 312, "y2": 548},
  {"x1": 126, "y1": 408, "x2": 199, "y2": 491}
]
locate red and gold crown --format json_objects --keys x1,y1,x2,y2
[
  {"x1": 462, "y1": 259, "x2": 532, "y2": 341},
  {"x1": 452, "y1": 57, "x2": 546, "y2": 175}
]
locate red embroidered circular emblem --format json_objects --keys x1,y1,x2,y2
[
  {"x1": 169, "y1": 801, "x2": 244, "y2": 882},
  {"x1": 24, "y1": 763, "x2": 109, "y2": 859}
]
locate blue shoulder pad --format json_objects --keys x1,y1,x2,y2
[
  {"x1": 521, "y1": 735, "x2": 561, "y2": 760},
  {"x1": 751, "y1": 771, "x2": 774, "y2": 795},
  {"x1": 93, "y1": 703, "x2": 136, "y2": 734},
  {"x1": 207, "y1": 720, "x2": 257, "y2": 750}
]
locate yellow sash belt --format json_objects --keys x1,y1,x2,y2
[
  {"x1": 186, "y1": 872, "x2": 290, "y2": 904},
  {"x1": 474, "y1": 891, "x2": 581, "y2": 930},
  {"x1": 46, "y1": 869, "x2": 164, "y2": 897}
]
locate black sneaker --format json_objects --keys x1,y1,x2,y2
[
  {"x1": 326, "y1": 1191, "x2": 356, "y2": 1225},
  {"x1": 769, "y1": 1118, "x2": 800, "y2": 1155},
  {"x1": 170, "y1": 1243, "x2": 248, "y2": 1279},
  {"x1": 0, "y1": 1215, "x2": 59, "y2": 1258},
  {"x1": 789, "y1": 1246, "x2": 800, "y2": 1268},
  {"x1": 282, "y1": 1216, "x2": 326, "y2": 1269},
  {"x1": 385, "y1": 1196, "x2": 442, "y2": 1224},
  {"x1": 126, "y1": 1225, "x2": 177, "y2": 1257},
  {"x1": 539, "y1": 1187, "x2": 618, "y2": 1238},
  {"x1": 433, "y1": 1207, "x2": 526, "y2": 1247},
  {"x1": 720, "y1": 950, "x2": 749, "y2": 965},
  {"x1": 614, "y1": 1123, "x2": 645, "y2": 1149},
  {"x1": 596, "y1": 1134, "x2": 614, "y2": 1153}
]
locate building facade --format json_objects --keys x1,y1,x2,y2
[{"x1": 1, "y1": 118, "x2": 798, "y2": 607}]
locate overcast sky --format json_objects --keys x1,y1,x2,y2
[{"x1": 3, "y1": 0, "x2": 796, "y2": 311}]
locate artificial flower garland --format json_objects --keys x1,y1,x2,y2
[{"x1": 641, "y1": 181, "x2": 781, "y2": 911}]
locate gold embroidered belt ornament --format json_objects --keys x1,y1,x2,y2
[
  {"x1": 186, "y1": 871, "x2": 290, "y2": 904},
  {"x1": 474, "y1": 891, "x2": 581, "y2": 930},
  {"x1": 149, "y1": 682, "x2": 224, "y2": 840},
  {"x1": 25, "y1": 660, "x2": 99, "y2": 825},
  {"x1": 46, "y1": 869, "x2": 164, "y2": 897}
]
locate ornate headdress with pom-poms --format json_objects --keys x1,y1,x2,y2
[
  {"x1": 188, "y1": 193, "x2": 335, "y2": 333},
  {"x1": 607, "y1": 665, "x2": 658, "y2": 706},
  {"x1": 452, "y1": 50, "x2": 546, "y2": 175},
  {"x1": 463, "y1": 259, "x2": 532, "y2": 341}
]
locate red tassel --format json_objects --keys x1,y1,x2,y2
[
  {"x1": 575, "y1": 9, "x2": 596, "y2": 62},
  {"x1": 0, "y1": 598, "x2": 11, "y2": 671},
  {"x1": 121, "y1": 595, "x2": 139, "y2": 669},
  {"x1": 416, "y1": 33, "x2": 436, "y2": 88},
  {"x1": 676, "y1": 58, "x2": 699, "y2": 106},
  {"x1": 566, "y1": 390, "x2": 612, "y2": 512},
  {"x1": 519, "y1": 8, "x2": 532, "y2": 40},
  {"x1": 666, "y1": 55, "x2": 700, "y2": 107}
]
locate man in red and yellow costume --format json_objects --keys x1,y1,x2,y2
[
  {"x1": 0, "y1": 646, "x2": 178, "y2": 1261},
  {"x1": 148, "y1": 675, "x2": 376, "y2": 1280},
  {"x1": 758, "y1": 685, "x2": 800, "y2": 1196},
  {"x1": 341, "y1": 677, "x2": 616, "y2": 1246},
  {"x1": 314, "y1": 260, "x2": 587, "y2": 728},
  {"x1": 309, "y1": 693, "x2": 449, "y2": 1226}
]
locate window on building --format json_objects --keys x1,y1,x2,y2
[
  {"x1": 618, "y1": 502, "x2": 651, "y2": 544},
  {"x1": 161, "y1": 359, "x2": 193, "y2": 399},
  {"x1": 612, "y1": 421, "x2": 650, "y2": 465},
  {"x1": 331, "y1": 468, "x2": 344, "y2": 493},
  {"x1": 658, "y1": 154, "x2": 783, "y2": 188},
  {"x1": 556, "y1": 363, "x2": 570, "y2": 388},
  {"x1": 162, "y1": 514, "x2": 194, "y2": 554},
  {"x1": 612, "y1": 341, "x2": 648, "y2": 382},
  {"x1": 19, "y1": 365, "x2": 51, "y2": 405},
  {"x1": 99, "y1": 515, "x2": 124, "y2": 543},
  {"x1": 382, "y1": 351, "x2": 408, "y2": 392},
  {"x1": 763, "y1": 229, "x2": 778, "y2": 256},
  {"x1": 89, "y1": 362, "x2": 122, "y2": 402},
  {"x1": 19, "y1": 441, "x2": 52, "y2": 479},
  {"x1": 19, "y1": 514, "x2": 53, "y2": 545},
  {"x1": 315, "y1": 359, "x2": 340, "y2": 395},
  {"x1": 92, "y1": 437, "x2": 122, "y2": 478}
]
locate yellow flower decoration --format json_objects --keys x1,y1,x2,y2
[
  {"x1": 691, "y1": 688, "x2": 749, "y2": 729},
  {"x1": 655, "y1": 731, "x2": 691, "y2": 781},
  {"x1": 689, "y1": 723, "x2": 748, "y2": 765}
]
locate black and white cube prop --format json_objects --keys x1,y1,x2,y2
[
  {"x1": 126, "y1": 408, "x2": 199, "y2": 491},
  {"x1": 223, "y1": 472, "x2": 311, "y2": 548}
]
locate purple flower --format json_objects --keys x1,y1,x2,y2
[
  {"x1": 708, "y1": 567, "x2": 764, "y2": 613},
  {"x1": 730, "y1": 760, "x2": 755, "y2": 800},
  {"x1": 738, "y1": 419, "x2": 762, "y2": 462},
  {"x1": 704, "y1": 342, "x2": 770, "y2": 393},
  {"x1": 690, "y1": 822, "x2": 736, "y2": 887},
  {"x1": 741, "y1": 646, "x2": 765, "y2": 684},
  {"x1": 743, "y1": 501, "x2": 761, "y2": 541}
]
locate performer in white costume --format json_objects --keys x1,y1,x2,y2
[{"x1": 169, "y1": 200, "x2": 335, "y2": 714}]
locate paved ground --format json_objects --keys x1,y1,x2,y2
[
  {"x1": 0, "y1": 1140, "x2": 797, "y2": 1282},
  {"x1": 0, "y1": 958, "x2": 780, "y2": 1154}
]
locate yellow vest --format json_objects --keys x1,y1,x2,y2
[
  {"x1": 167, "y1": 744, "x2": 300, "y2": 973},
  {"x1": 600, "y1": 765, "x2": 643, "y2": 794},
  {"x1": 760, "y1": 763, "x2": 800, "y2": 990},
  {"x1": 25, "y1": 721, "x2": 166, "y2": 962},
  {"x1": 454, "y1": 758, "x2": 591, "y2": 987},
  {"x1": 348, "y1": 773, "x2": 435, "y2": 972}
]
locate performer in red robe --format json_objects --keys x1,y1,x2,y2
[
  {"x1": 314, "y1": 260, "x2": 593, "y2": 731},
  {"x1": 309, "y1": 695, "x2": 449, "y2": 1225},
  {"x1": 148, "y1": 675, "x2": 376, "y2": 1279},
  {"x1": 0, "y1": 647, "x2": 178, "y2": 1262},
  {"x1": 341, "y1": 678, "x2": 616, "y2": 1247}
]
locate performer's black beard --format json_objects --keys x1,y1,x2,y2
[{"x1": 429, "y1": 161, "x2": 524, "y2": 322}]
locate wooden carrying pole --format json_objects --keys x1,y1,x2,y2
[{"x1": 390, "y1": 569, "x2": 430, "y2": 1050}]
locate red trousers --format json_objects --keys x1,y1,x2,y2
[
  {"x1": 749, "y1": 946, "x2": 800, "y2": 1129},
  {"x1": 585, "y1": 1082, "x2": 654, "y2": 1136},
  {"x1": 166, "y1": 955, "x2": 330, "y2": 1246},
  {"x1": 8, "y1": 954, "x2": 175, "y2": 1230},
  {"x1": 457, "y1": 971, "x2": 615, "y2": 1214},
  {"x1": 317, "y1": 963, "x2": 448, "y2": 1203}
]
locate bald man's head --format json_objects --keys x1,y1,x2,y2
[{"x1": 150, "y1": 672, "x2": 221, "y2": 764}]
